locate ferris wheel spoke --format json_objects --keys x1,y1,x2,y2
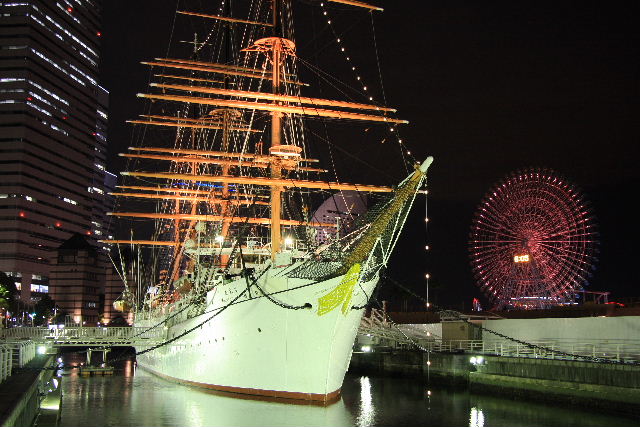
[
  {"x1": 538, "y1": 241, "x2": 594, "y2": 261},
  {"x1": 474, "y1": 215, "x2": 520, "y2": 238}
]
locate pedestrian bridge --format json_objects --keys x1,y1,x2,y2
[
  {"x1": 3, "y1": 320, "x2": 640, "y2": 364},
  {"x1": 0, "y1": 326, "x2": 163, "y2": 347}
]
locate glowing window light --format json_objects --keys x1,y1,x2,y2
[
  {"x1": 30, "y1": 48, "x2": 85, "y2": 87},
  {"x1": 62, "y1": 197, "x2": 77, "y2": 205}
]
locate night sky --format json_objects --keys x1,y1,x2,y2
[{"x1": 99, "y1": 1, "x2": 640, "y2": 309}]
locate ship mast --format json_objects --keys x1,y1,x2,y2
[
  {"x1": 219, "y1": 0, "x2": 233, "y2": 267},
  {"x1": 105, "y1": 0, "x2": 405, "y2": 261},
  {"x1": 269, "y1": 0, "x2": 284, "y2": 260}
]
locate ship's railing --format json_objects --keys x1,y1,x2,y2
[
  {"x1": 1, "y1": 327, "x2": 163, "y2": 346},
  {"x1": 186, "y1": 235, "x2": 311, "y2": 255}
]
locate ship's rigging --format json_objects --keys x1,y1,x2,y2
[{"x1": 104, "y1": 0, "x2": 422, "y2": 314}]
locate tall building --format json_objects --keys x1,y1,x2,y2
[
  {"x1": 49, "y1": 233, "x2": 102, "y2": 325},
  {"x1": 0, "y1": 1, "x2": 109, "y2": 305}
]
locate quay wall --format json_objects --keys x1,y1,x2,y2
[
  {"x1": 349, "y1": 351, "x2": 471, "y2": 385},
  {"x1": 0, "y1": 354, "x2": 55, "y2": 427},
  {"x1": 349, "y1": 350, "x2": 640, "y2": 416},
  {"x1": 471, "y1": 356, "x2": 640, "y2": 416}
]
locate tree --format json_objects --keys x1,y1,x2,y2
[
  {"x1": 0, "y1": 272, "x2": 18, "y2": 311},
  {"x1": 108, "y1": 315, "x2": 129, "y2": 327},
  {"x1": 0, "y1": 272, "x2": 19, "y2": 327},
  {"x1": 33, "y1": 294, "x2": 56, "y2": 326},
  {"x1": 51, "y1": 309, "x2": 68, "y2": 326}
]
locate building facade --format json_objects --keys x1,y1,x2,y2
[
  {"x1": 49, "y1": 233, "x2": 101, "y2": 325},
  {"x1": 0, "y1": 0, "x2": 110, "y2": 306}
]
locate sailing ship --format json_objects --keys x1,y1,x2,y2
[{"x1": 105, "y1": 0, "x2": 433, "y2": 403}]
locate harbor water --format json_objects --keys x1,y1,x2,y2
[{"x1": 55, "y1": 353, "x2": 636, "y2": 427}]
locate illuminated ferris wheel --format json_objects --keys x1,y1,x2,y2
[{"x1": 469, "y1": 168, "x2": 598, "y2": 309}]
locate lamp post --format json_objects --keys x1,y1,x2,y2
[{"x1": 425, "y1": 273, "x2": 430, "y2": 309}]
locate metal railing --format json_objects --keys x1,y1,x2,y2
[
  {"x1": 357, "y1": 313, "x2": 640, "y2": 363},
  {"x1": 416, "y1": 339, "x2": 640, "y2": 363},
  {"x1": 0, "y1": 340, "x2": 36, "y2": 368},
  {"x1": 15, "y1": 340, "x2": 36, "y2": 367},
  {"x1": 0, "y1": 344, "x2": 12, "y2": 383},
  {"x1": 2, "y1": 327, "x2": 163, "y2": 347}
]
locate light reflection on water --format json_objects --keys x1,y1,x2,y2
[
  {"x1": 356, "y1": 376, "x2": 374, "y2": 427},
  {"x1": 60, "y1": 354, "x2": 353, "y2": 427},
  {"x1": 58, "y1": 354, "x2": 636, "y2": 427},
  {"x1": 469, "y1": 407, "x2": 484, "y2": 427}
]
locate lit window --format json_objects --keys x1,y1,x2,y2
[
  {"x1": 0, "y1": 77, "x2": 25, "y2": 83},
  {"x1": 29, "y1": 80, "x2": 69, "y2": 105},
  {"x1": 30, "y1": 48, "x2": 86, "y2": 87},
  {"x1": 62, "y1": 197, "x2": 78, "y2": 205}
]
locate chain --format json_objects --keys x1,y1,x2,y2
[{"x1": 251, "y1": 279, "x2": 312, "y2": 310}]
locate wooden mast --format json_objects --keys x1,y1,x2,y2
[
  {"x1": 270, "y1": 0, "x2": 284, "y2": 260},
  {"x1": 218, "y1": 109, "x2": 232, "y2": 267},
  {"x1": 219, "y1": 2, "x2": 234, "y2": 268}
]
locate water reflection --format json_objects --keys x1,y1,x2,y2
[
  {"x1": 469, "y1": 407, "x2": 484, "y2": 427},
  {"x1": 57, "y1": 354, "x2": 636, "y2": 427},
  {"x1": 356, "y1": 376, "x2": 375, "y2": 427},
  {"x1": 60, "y1": 354, "x2": 353, "y2": 427}
]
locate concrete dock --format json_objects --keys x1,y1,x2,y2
[
  {"x1": 0, "y1": 354, "x2": 58, "y2": 427},
  {"x1": 349, "y1": 349, "x2": 640, "y2": 417}
]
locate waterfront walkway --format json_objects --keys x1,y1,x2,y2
[{"x1": 0, "y1": 354, "x2": 54, "y2": 427}]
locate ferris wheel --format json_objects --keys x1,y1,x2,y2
[{"x1": 469, "y1": 168, "x2": 598, "y2": 309}]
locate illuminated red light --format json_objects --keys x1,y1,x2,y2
[
  {"x1": 62, "y1": 116, "x2": 68, "y2": 120},
  {"x1": 97, "y1": 31, "x2": 102, "y2": 37},
  {"x1": 606, "y1": 301, "x2": 625, "y2": 307},
  {"x1": 86, "y1": 231, "x2": 91, "y2": 235},
  {"x1": 67, "y1": 7, "x2": 73, "y2": 13},
  {"x1": 55, "y1": 222, "x2": 61, "y2": 227},
  {"x1": 26, "y1": 96, "x2": 32, "y2": 101},
  {"x1": 19, "y1": 211, "x2": 26, "y2": 217}
]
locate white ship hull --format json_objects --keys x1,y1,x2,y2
[{"x1": 134, "y1": 263, "x2": 377, "y2": 403}]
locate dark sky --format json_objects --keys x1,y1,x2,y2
[{"x1": 99, "y1": 1, "x2": 640, "y2": 309}]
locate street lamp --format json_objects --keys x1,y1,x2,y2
[{"x1": 425, "y1": 273, "x2": 431, "y2": 309}]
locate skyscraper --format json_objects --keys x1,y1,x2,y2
[{"x1": 0, "y1": 0, "x2": 109, "y2": 305}]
